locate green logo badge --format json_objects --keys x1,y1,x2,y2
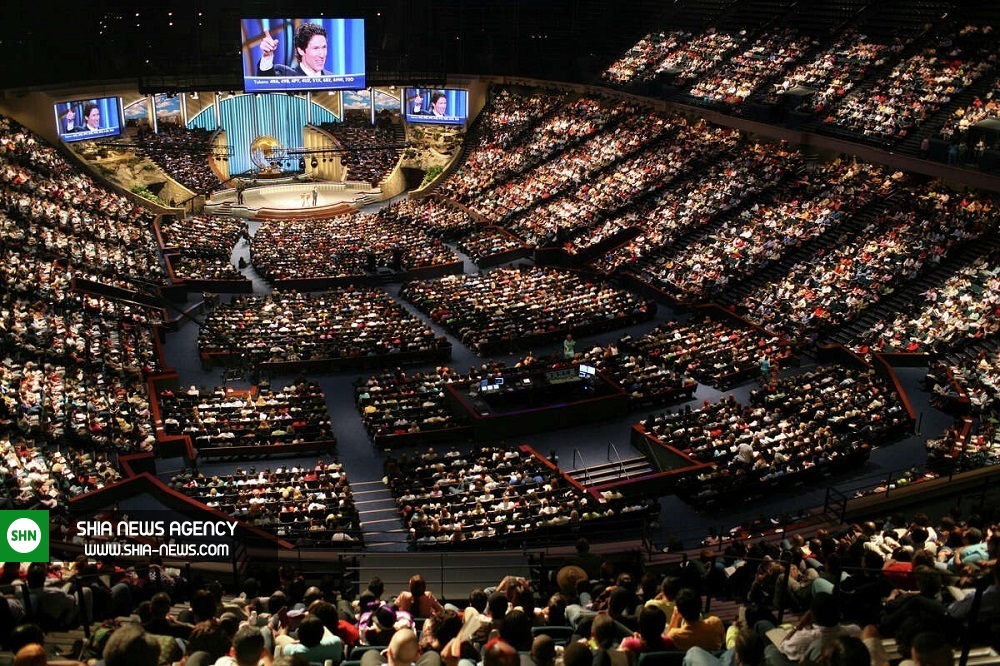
[{"x1": 0, "y1": 511, "x2": 49, "y2": 562}]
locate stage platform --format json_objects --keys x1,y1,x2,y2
[{"x1": 205, "y1": 180, "x2": 383, "y2": 218}]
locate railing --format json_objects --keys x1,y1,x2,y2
[
  {"x1": 607, "y1": 440, "x2": 626, "y2": 477},
  {"x1": 572, "y1": 449, "x2": 590, "y2": 485},
  {"x1": 823, "y1": 485, "x2": 850, "y2": 525}
]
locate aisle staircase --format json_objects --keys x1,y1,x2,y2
[
  {"x1": 567, "y1": 454, "x2": 654, "y2": 487},
  {"x1": 353, "y1": 480, "x2": 410, "y2": 551}
]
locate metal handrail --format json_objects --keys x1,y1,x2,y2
[
  {"x1": 572, "y1": 449, "x2": 590, "y2": 485},
  {"x1": 607, "y1": 440, "x2": 625, "y2": 477}
]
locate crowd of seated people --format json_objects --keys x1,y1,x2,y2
[
  {"x1": 321, "y1": 115, "x2": 401, "y2": 186},
  {"x1": 576, "y1": 341, "x2": 698, "y2": 409},
  {"x1": 456, "y1": 227, "x2": 526, "y2": 265},
  {"x1": 629, "y1": 158, "x2": 894, "y2": 300},
  {"x1": 1, "y1": 437, "x2": 120, "y2": 511},
  {"x1": 462, "y1": 108, "x2": 669, "y2": 224},
  {"x1": 159, "y1": 215, "x2": 245, "y2": 255},
  {"x1": 826, "y1": 25, "x2": 997, "y2": 142},
  {"x1": 0, "y1": 116, "x2": 164, "y2": 458},
  {"x1": 173, "y1": 459, "x2": 363, "y2": 545},
  {"x1": 1, "y1": 116, "x2": 166, "y2": 294},
  {"x1": 644, "y1": 365, "x2": 909, "y2": 504},
  {"x1": 603, "y1": 29, "x2": 746, "y2": 87},
  {"x1": 931, "y1": 349, "x2": 1000, "y2": 416},
  {"x1": 355, "y1": 366, "x2": 469, "y2": 442},
  {"x1": 135, "y1": 124, "x2": 222, "y2": 194},
  {"x1": 595, "y1": 141, "x2": 800, "y2": 272},
  {"x1": 742, "y1": 185, "x2": 996, "y2": 338},
  {"x1": 251, "y1": 212, "x2": 458, "y2": 282},
  {"x1": 169, "y1": 256, "x2": 246, "y2": 282},
  {"x1": 938, "y1": 80, "x2": 1000, "y2": 166},
  {"x1": 440, "y1": 97, "x2": 626, "y2": 203},
  {"x1": 602, "y1": 30, "x2": 692, "y2": 84},
  {"x1": 386, "y1": 445, "x2": 656, "y2": 546},
  {"x1": 940, "y1": 90, "x2": 1000, "y2": 146},
  {"x1": 0, "y1": 358, "x2": 157, "y2": 452},
  {"x1": 850, "y1": 250, "x2": 1000, "y2": 355},
  {"x1": 4, "y1": 503, "x2": 996, "y2": 666},
  {"x1": 378, "y1": 197, "x2": 477, "y2": 241},
  {"x1": 509, "y1": 121, "x2": 742, "y2": 250},
  {"x1": 400, "y1": 267, "x2": 655, "y2": 353},
  {"x1": 199, "y1": 289, "x2": 450, "y2": 364},
  {"x1": 688, "y1": 28, "x2": 812, "y2": 106},
  {"x1": 438, "y1": 88, "x2": 564, "y2": 201},
  {"x1": 772, "y1": 31, "x2": 901, "y2": 113},
  {"x1": 609, "y1": 316, "x2": 792, "y2": 392},
  {"x1": 710, "y1": 510, "x2": 999, "y2": 658},
  {"x1": 157, "y1": 381, "x2": 335, "y2": 451},
  {"x1": 927, "y1": 416, "x2": 1000, "y2": 472}
]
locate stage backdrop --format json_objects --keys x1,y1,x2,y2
[{"x1": 187, "y1": 94, "x2": 338, "y2": 175}]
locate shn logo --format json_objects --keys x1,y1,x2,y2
[{"x1": 0, "y1": 511, "x2": 49, "y2": 562}]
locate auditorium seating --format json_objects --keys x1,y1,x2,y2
[
  {"x1": 386, "y1": 445, "x2": 657, "y2": 548},
  {"x1": 824, "y1": 24, "x2": 998, "y2": 143},
  {"x1": 135, "y1": 124, "x2": 222, "y2": 194},
  {"x1": 740, "y1": 183, "x2": 996, "y2": 338},
  {"x1": 643, "y1": 365, "x2": 910, "y2": 506},
  {"x1": 623, "y1": 158, "x2": 892, "y2": 302},
  {"x1": 157, "y1": 381, "x2": 335, "y2": 452},
  {"x1": 847, "y1": 248, "x2": 1000, "y2": 355},
  {"x1": 172, "y1": 459, "x2": 364, "y2": 546},
  {"x1": 0, "y1": 114, "x2": 162, "y2": 459},
  {"x1": 250, "y1": 211, "x2": 458, "y2": 283},
  {"x1": 400, "y1": 267, "x2": 655, "y2": 354},
  {"x1": 594, "y1": 142, "x2": 801, "y2": 272},
  {"x1": 198, "y1": 288, "x2": 451, "y2": 368}
]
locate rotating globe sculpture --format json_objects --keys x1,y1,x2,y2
[{"x1": 249, "y1": 136, "x2": 287, "y2": 173}]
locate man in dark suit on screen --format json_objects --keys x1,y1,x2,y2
[{"x1": 256, "y1": 22, "x2": 332, "y2": 77}]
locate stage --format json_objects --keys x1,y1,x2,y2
[{"x1": 205, "y1": 180, "x2": 383, "y2": 217}]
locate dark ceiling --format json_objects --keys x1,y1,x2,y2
[{"x1": 3, "y1": 0, "x2": 662, "y2": 91}]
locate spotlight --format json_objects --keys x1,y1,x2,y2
[{"x1": 311, "y1": 157, "x2": 319, "y2": 168}]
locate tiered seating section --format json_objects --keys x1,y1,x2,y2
[
  {"x1": 849, "y1": 249, "x2": 1000, "y2": 355},
  {"x1": 172, "y1": 459, "x2": 363, "y2": 545},
  {"x1": 602, "y1": 29, "x2": 746, "y2": 86},
  {"x1": 1, "y1": 441, "x2": 120, "y2": 510},
  {"x1": 0, "y1": 114, "x2": 162, "y2": 456},
  {"x1": 135, "y1": 124, "x2": 222, "y2": 193},
  {"x1": 400, "y1": 267, "x2": 655, "y2": 354},
  {"x1": 594, "y1": 142, "x2": 800, "y2": 271},
  {"x1": 356, "y1": 367, "x2": 468, "y2": 443},
  {"x1": 250, "y1": 211, "x2": 458, "y2": 283},
  {"x1": 157, "y1": 382, "x2": 335, "y2": 453},
  {"x1": 687, "y1": 28, "x2": 812, "y2": 106},
  {"x1": 387, "y1": 445, "x2": 655, "y2": 547},
  {"x1": 642, "y1": 365, "x2": 910, "y2": 504},
  {"x1": 826, "y1": 25, "x2": 998, "y2": 142},
  {"x1": 321, "y1": 115, "x2": 401, "y2": 185},
  {"x1": 159, "y1": 214, "x2": 247, "y2": 282},
  {"x1": 772, "y1": 31, "x2": 901, "y2": 112},
  {"x1": 198, "y1": 289, "x2": 450, "y2": 366},
  {"x1": 609, "y1": 315, "x2": 792, "y2": 392},
  {"x1": 621, "y1": 158, "x2": 893, "y2": 301},
  {"x1": 739, "y1": 185, "x2": 996, "y2": 337}
]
